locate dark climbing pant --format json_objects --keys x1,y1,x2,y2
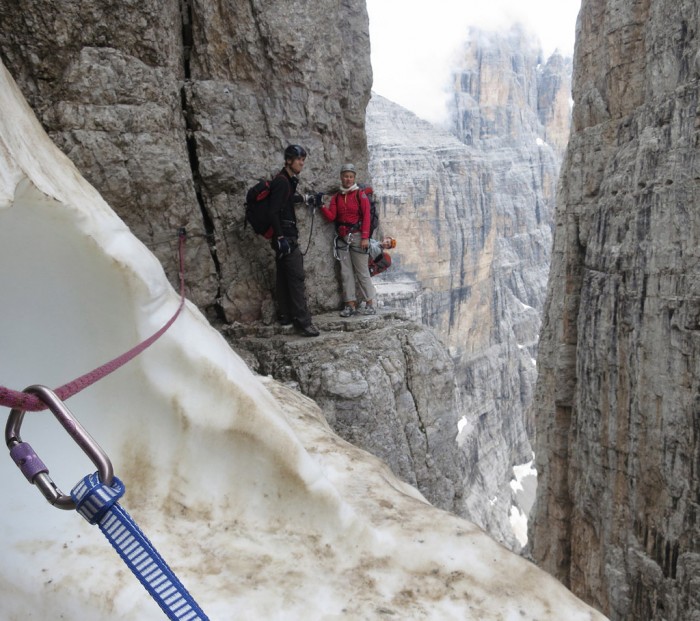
[{"x1": 275, "y1": 243, "x2": 312, "y2": 328}]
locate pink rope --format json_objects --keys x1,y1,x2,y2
[{"x1": 0, "y1": 231, "x2": 188, "y2": 412}]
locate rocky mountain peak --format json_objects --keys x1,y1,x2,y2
[
  {"x1": 449, "y1": 25, "x2": 570, "y2": 151},
  {"x1": 529, "y1": 0, "x2": 700, "y2": 618},
  {"x1": 367, "y1": 28, "x2": 572, "y2": 546}
]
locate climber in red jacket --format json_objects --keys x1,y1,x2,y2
[{"x1": 320, "y1": 163, "x2": 377, "y2": 316}]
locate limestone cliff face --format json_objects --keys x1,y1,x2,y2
[
  {"x1": 366, "y1": 27, "x2": 571, "y2": 546},
  {"x1": 537, "y1": 52, "x2": 574, "y2": 159},
  {"x1": 0, "y1": 0, "x2": 371, "y2": 322},
  {"x1": 450, "y1": 26, "x2": 572, "y2": 157},
  {"x1": 227, "y1": 312, "x2": 467, "y2": 514},
  {"x1": 529, "y1": 0, "x2": 700, "y2": 619}
]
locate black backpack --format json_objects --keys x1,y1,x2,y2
[{"x1": 244, "y1": 175, "x2": 287, "y2": 239}]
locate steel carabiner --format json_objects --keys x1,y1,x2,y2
[{"x1": 5, "y1": 385, "x2": 113, "y2": 510}]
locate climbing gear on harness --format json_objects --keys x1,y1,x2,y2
[
  {"x1": 6, "y1": 384, "x2": 210, "y2": 621},
  {"x1": 334, "y1": 233, "x2": 370, "y2": 260},
  {"x1": 300, "y1": 190, "x2": 323, "y2": 256},
  {"x1": 0, "y1": 229, "x2": 188, "y2": 412},
  {"x1": 333, "y1": 234, "x2": 348, "y2": 260}
]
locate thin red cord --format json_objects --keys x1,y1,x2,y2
[{"x1": 0, "y1": 231, "x2": 187, "y2": 412}]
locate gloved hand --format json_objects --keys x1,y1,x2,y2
[
  {"x1": 305, "y1": 192, "x2": 324, "y2": 208},
  {"x1": 275, "y1": 237, "x2": 291, "y2": 258}
]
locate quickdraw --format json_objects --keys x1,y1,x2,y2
[
  {"x1": 6, "y1": 385, "x2": 209, "y2": 620},
  {"x1": 3, "y1": 230, "x2": 210, "y2": 620}
]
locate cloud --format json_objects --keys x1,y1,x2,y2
[{"x1": 367, "y1": 0, "x2": 580, "y2": 123}]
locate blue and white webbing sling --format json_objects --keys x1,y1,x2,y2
[{"x1": 6, "y1": 384, "x2": 210, "y2": 621}]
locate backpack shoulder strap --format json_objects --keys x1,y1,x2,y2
[
  {"x1": 356, "y1": 189, "x2": 366, "y2": 213},
  {"x1": 270, "y1": 172, "x2": 292, "y2": 202}
]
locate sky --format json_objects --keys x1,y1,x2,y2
[{"x1": 366, "y1": 0, "x2": 582, "y2": 123}]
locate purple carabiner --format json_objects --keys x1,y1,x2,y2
[{"x1": 5, "y1": 385, "x2": 113, "y2": 510}]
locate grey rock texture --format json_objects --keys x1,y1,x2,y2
[
  {"x1": 529, "y1": 0, "x2": 700, "y2": 619},
  {"x1": 366, "y1": 26, "x2": 571, "y2": 547},
  {"x1": 450, "y1": 26, "x2": 572, "y2": 157},
  {"x1": 0, "y1": 0, "x2": 371, "y2": 322},
  {"x1": 227, "y1": 311, "x2": 466, "y2": 514}
]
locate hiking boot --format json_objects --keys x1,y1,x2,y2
[
  {"x1": 359, "y1": 304, "x2": 376, "y2": 316},
  {"x1": 278, "y1": 314, "x2": 293, "y2": 326},
  {"x1": 339, "y1": 305, "x2": 356, "y2": 317},
  {"x1": 299, "y1": 323, "x2": 320, "y2": 337}
]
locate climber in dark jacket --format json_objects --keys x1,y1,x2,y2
[{"x1": 267, "y1": 144, "x2": 319, "y2": 337}]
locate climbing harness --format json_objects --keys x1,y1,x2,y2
[
  {"x1": 333, "y1": 232, "x2": 370, "y2": 261},
  {"x1": 3, "y1": 229, "x2": 210, "y2": 620}
]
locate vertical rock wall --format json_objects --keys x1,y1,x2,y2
[
  {"x1": 530, "y1": 0, "x2": 700, "y2": 618},
  {"x1": 0, "y1": 0, "x2": 372, "y2": 322},
  {"x1": 367, "y1": 26, "x2": 572, "y2": 547}
]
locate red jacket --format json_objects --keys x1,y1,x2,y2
[{"x1": 321, "y1": 188, "x2": 371, "y2": 238}]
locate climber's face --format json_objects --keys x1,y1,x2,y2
[
  {"x1": 287, "y1": 156, "x2": 306, "y2": 175},
  {"x1": 341, "y1": 171, "x2": 356, "y2": 188}
]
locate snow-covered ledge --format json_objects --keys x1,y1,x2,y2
[{"x1": 0, "y1": 61, "x2": 606, "y2": 621}]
